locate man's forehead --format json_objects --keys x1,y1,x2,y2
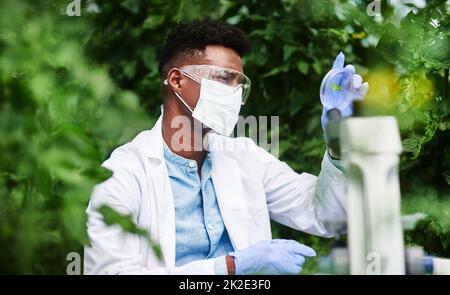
[{"x1": 201, "y1": 45, "x2": 244, "y2": 73}]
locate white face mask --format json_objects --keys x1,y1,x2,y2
[{"x1": 174, "y1": 78, "x2": 242, "y2": 136}]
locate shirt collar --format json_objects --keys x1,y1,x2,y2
[{"x1": 143, "y1": 106, "x2": 212, "y2": 165}]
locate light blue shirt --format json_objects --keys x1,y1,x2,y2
[{"x1": 163, "y1": 141, "x2": 234, "y2": 274}]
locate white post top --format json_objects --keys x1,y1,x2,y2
[{"x1": 340, "y1": 116, "x2": 402, "y2": 154}]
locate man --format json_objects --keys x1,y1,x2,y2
[{"x1": 84, "y1": 18, "x2": 368, "y2": 275}]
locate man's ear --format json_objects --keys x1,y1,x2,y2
[{"x1": 166, "y1": 69, "x2": 183, "y2": 92}]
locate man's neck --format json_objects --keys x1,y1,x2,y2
[{"x1": 161, "y1": 101, "x2": 207, "y2": 174}]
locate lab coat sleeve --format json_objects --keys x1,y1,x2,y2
[
  {"x1": 261, "y1": 149, "x2": 347, "y2": 238},
  {"x1": 84, "y1": 148, "x2": 216, "y2": 275}
]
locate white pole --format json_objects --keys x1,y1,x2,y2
[{"x1": 340, "y1": 116, "x2": 405, "y2": 275}]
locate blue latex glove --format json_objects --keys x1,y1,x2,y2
[
  {"x1": 320, "y1": 52, "x2": 369, "y2": 130},
  {"x1": 229, "y1": 239, "x2": 316, "y2": 275}
]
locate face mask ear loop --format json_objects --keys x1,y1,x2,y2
[
  {"x1": 164, "y1": 69, "x2": 199, "y2": 114},
  {"x1": 173, "y1": 91, "x2": 194, "y2": 113}
]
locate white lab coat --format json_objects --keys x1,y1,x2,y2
[{"x1": 84, "y1": 114, "x2": 347, "y2": 275}]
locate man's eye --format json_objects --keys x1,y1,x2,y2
[
  {"x1": 218, "y1": 76, "x2": 231, "y2": 83},
  {"x1": 215, "y1": 73, "x2": 236, "y2": 84}
]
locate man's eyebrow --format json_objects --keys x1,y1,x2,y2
[{"x1": 203, "y1": 58, "x2": 240, "y2": 71}]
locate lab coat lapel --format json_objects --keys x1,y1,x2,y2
[
  {"x1": 145, "y1": 116, "x2": 176, "y2": 267},
  {"x1": 152, "y1": 161, "x2": 176, "y2": 267},
  {"x1": 209, "y1": 137, "x2": 253, "y2": 251}
]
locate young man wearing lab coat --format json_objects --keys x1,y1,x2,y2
[{"x1": 84, "y1": 19, "x2": 368, "y2": 275}]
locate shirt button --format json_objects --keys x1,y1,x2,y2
[
  {"x1": 207, "y1": 224, "x2": 213, "y2": 230},
  {"x1": 188, "y1": 161, "x2": 196, "y2": 168}
]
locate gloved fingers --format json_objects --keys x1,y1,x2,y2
[
  {"x1": 332, "y1": 52, "x2": 345, "y2": 69},
  {"x1": 274, "y1": 239, "x2": 305, "y2": 247},
  {"x1": 271, "y1": 239, "x2": 310, "y2": 252},
  {"x1": 353, "y1": 74, "x2": 363, "y2": 89},
  {"x1": 341, "y1": 73, "x2": 353, "y2": 90},
  {"x1": 340, "y1": 104, "x2": 353, "y2": 117},
  {"x1": 279, "y1": 263, "x2": 303, "y2": 275},
  {"x1": 271, "y1": 239, "x2": 301, "y2": 250},
  {"x1": 292, "y1": 253, "x2": 306, "y2": 266},
  {"x1": 271, "y1": 239, "x2": 292, "y2": 244},
  {"x1": 344, "y1": 64, "x2": 355, "y2": 74},
  {"x1": 353, "y1": 82, "x2": 369, "y2": 100},
  {"x1": 287, "y1": 243, "x2": 317, "y2": 257},
  {"x1": 330, "y1": 67, "x2": 353, "y2": 88}
]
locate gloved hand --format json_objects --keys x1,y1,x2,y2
[
  {"x1": 228, "y1": 239, "x2": 316, "y2": 275},
  {"x1": 320, "y1": 52, "x2": 369, "y2": 131}
]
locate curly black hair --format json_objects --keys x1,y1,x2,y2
[{"x1": 158, "y1": 18, "x2": 251, "y2": 78}]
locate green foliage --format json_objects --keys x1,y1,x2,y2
[
  {"x1": 0, "y1": 0, "x2": 150, "y2": 273},
  {"x1": 402, "y1": 186, "x2": 450, "y2": 256},
  {"x1": 0, "y1": 0, "x2": 449, "y2": 274}
]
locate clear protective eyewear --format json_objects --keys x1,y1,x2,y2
[{"x1": 179, "y1": 64, "x2": 251, "y2": 104}]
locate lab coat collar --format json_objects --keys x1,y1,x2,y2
[{"x1": 142, "y1": 115, "x2": 165, "y2": 162}]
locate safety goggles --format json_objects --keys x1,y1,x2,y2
[{"x1": 179, "y1": 64, "x2": 251, "y2": 104}]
